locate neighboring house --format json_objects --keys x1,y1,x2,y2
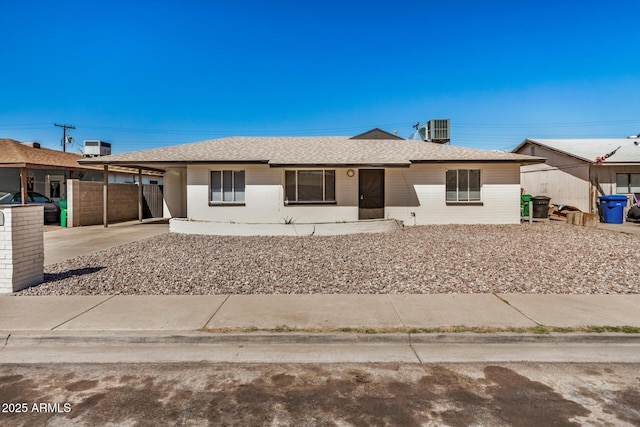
[
  {"x1": 0, "y1": 138, "x2": 162, "y2": 201},
  {"x1": 80, "y1": 131, "x2": 544, "y2": 226},
  {"x1": 513, "y1": 138, "x2": 640, "y2": 213}
]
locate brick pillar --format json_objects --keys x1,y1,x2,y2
[{"x1": 0, "y1": 206, "x2": 44, "y2": 293}]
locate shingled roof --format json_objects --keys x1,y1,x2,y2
[
  {"x1": 0, "y1": 138, "x2": 96, "y2": 170},
  {"x1": 0, "y1": 138, "x2": 162, "y2": 175},
  {"x1": 80, "y1": 136, "x2": 545, "y2": 168}
]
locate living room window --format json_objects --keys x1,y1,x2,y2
[
  {"x1": 210, "y1": 170, "x2": 245, "y2": 204},
  {"x1": 446, "y1": 169, "x2": 481, "y2": 202},
  {"x1": 285, "y1": 170, "x2": 336, "y2": 203}
]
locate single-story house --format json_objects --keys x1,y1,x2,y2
[
  {"x1": 0, "y1": 138, "x2": 163, "y2": 202},
  {"x1": 80, "y1": 129, "x2": 544, "y2": 226},
  {"x1": 513, "y1": 138, "x2": 640, "y2": 213}
]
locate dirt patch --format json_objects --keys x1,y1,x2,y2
[{"x1": 0, "y1": 363, "x2": 637, "y2": 426}]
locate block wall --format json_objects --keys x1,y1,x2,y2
[
  {"x1": 67, "y1": 180, "x2": 139, "y2": 226},
  {"x1": 0, "y1": 206, "x2": 44, "y2": 293}
]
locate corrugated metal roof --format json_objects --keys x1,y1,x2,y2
[
  {"x1": 80, "y1": 136, "x2": 544, "y2": 166},
  {"x1": 519, "y1": 138, "x2": 640, "y2": 163}
]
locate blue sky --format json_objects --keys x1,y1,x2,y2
[{"x1": 1, "y1": 0, "x2": 639, "y2": 154}]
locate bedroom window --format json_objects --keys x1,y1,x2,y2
[
  {"x1": 210, "y1": 170, "x2": 245, "y2": 204},
  {"x1": 446, "y1": 169, "x2": 481, "y2": 202},
  {"x1": 285, "y1": 170, "x2": 336, "y2": 203}
]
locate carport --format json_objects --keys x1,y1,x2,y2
[{"x1": 78, "y1": 159, "x2": 168, "y2": 227}]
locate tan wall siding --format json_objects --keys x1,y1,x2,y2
[
  {"x1": 520, "y1": 163, "x2": 591, "y2": 212},
  {"x1": 591, "y1": 165, "x2": 640, "y2": 213},
  {"x1": 517, "y1": 142, "x2": 592, "y2": 212}
]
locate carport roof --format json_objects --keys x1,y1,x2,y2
[{"x1": 79, "y1": 136, "x2": 545, "y2": 168}]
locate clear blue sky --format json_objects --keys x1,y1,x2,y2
[{"x1": 2, "y1": 0, "x2": 639, "y2": 154}]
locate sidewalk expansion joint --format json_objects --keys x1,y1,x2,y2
[
  {"x1": 202, "y1": 294, "x2": 231, "y2": 328},
  {"x1": 386, "y1": 295, "x2": 406, "y2": 328},
  {"x1": 50, "y1": 294, "x2": 119, "y2": 330},
  {"x1": 493, "y1": 293, "x2": 541, "y2": 326}
]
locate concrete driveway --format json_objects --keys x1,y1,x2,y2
[{"x1": 44, "y1": 219, "x2": 169, "y2": 265}]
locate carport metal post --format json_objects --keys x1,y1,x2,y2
[
  {"x1": 20, "y1": 167, "x2": 27, "y2": 206},
  {"x1": 103, "y1": 164, "x2": 109, "y2": 227},
  {"x1": 138, "y1": 168, "x2": 143, "y2": 222}
]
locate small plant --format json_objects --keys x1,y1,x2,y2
[
  {"x1": 532, "y1": 325, "x2": 550, "y2": 334},
  {"x1": 282, "y1": 217, "x2": 296, "y2": 224},
  {"x1": 273, "y1": 324, "x2": 296, "y2": 332}
]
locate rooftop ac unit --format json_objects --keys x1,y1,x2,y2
[
  {"x1": 426, "y1": 119, "x2": 450, "y2": 143},
  {"x1": 83, "y1": 140, "x2": 112, "y2": 157}
]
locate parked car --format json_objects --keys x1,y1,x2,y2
[{"x1": 0, "y1": 191, "x2": 60, "y2": 224}]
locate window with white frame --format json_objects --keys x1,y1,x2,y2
[
  {"x1": 616, "y1": 173, "x2": 640, "y2": 194},
  {"x1": 446, "y1": 169, "x2": 481, "y2": 202},
  {"x1": 210, "y1": 170, "x2": 245, "y2": 203},
  {"x1": 285, "y1": 170, "x2": 336, "y2": 203}
]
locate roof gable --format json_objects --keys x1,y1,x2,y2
[
  {"x1": 514, "y1": 138, "x2": 640, "y2": 163},
  {"x1": 350, "y1": 128, "x2": 404, "y2": 140}
]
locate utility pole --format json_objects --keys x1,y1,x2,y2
[{"x1": 54, "y1": 123, "x2": 75, "y2": 152}]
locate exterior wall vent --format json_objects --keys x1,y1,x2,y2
[{"x1": 83, "y1": 140, "x2": 112, "y2": 157}]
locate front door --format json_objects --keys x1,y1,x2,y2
[{"x1": 359, "y1": 169, "x2": 384, "y2": 219}]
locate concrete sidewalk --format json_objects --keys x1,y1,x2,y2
[
  {"x1": 1, "y1": 294, "x2": 639, "y2": 364},
  {"x1": 2, "y1": 293, "x2": 639, "y2": 332}
]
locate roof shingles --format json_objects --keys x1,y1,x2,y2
[{"x1": 80, "y1": 136, "x2": 544, "y2": 166}]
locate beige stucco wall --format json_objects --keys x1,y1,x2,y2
[
  {"x1": 163, "y1": 167, "x2": 187, "y2": 218},
  {"x1": 385, "y1": 163, "x2": 521, "y2": 225},
  {"x1": 187, "y1": 165, "x2": 359, "y2": 223},
  {"x1": 184, "y1": 163, "x2": 522, "y2": 225}
]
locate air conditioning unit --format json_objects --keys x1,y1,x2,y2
[
  {"x1": 83, "y1": 140, "x2": 112, "y2": 157},
  {"x1": 426, "y1": 119, "x2": 450, "y2": 143}
]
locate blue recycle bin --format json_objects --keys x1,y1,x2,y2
[{"x1": 598, "y1": 194, "x2": 628, "y2": 224}]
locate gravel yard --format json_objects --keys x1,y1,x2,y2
[{"x1": 19, "y1": 222, "x2": 640, "y2": 295}]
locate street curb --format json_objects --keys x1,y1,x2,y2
[{"x1": 3, "y1": 332, "x2": 640, "y2": 347}]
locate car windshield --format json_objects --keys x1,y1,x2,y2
[{"x1": 30, "y1": 193, "x2": 50, "y2": 203}]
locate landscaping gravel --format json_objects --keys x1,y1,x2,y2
[{"x1": 18, "y1": 222, "x2": 640, "y2": 295}]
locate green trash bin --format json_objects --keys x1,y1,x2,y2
[
  {"x1": 520, "y1": 194, "x2": 532, "y2": 217},
  {"x1": 59, "y1": 199, "x2": 67, "y2": 227}
]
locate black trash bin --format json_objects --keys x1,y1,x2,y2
[{"x1": 532, "y1": 196, "x2": 551, "y2": 218}]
